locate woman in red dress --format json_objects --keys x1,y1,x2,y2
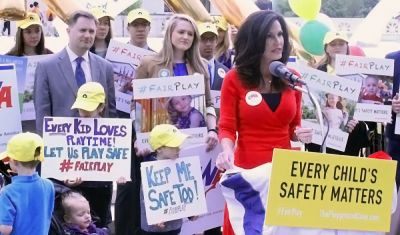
[{"x1": 216, "y1": 10, "x2": 313, "y2": 234}]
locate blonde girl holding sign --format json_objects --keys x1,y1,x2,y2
[{"x1": 135, "y1": 14, "x2": 218, "y2": 152}]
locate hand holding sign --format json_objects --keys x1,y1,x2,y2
[
  {"x1": 294, "y1": 126, "x2": 313, "y2": 143},
  {"x1": 216, "y1": 148, "x2": 234, "y2": 171},
  {"x1": 206, "y1": 131, "x2": 218, "y2": 152},
  {"x1": 345, "y1": 119, "x2": 358, "y2": 133}
]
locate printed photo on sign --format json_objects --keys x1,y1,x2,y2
[
  {"x1": 302, "y1": 88, "x2": 354, "y2": 151},
  {"x1": 132, "y1": 75, "x2": 207, "y2": 150},
  {"x1": 41, "y1": 116, "x2": 132, "y2": 181},
  {"x1": 140, "y1": 156, "x2": 207, "y2": 225},
  {"x1": 0, "y1": 64, "x2": 22, "y2": 151},
  {"x1": 21, "y1": 55, "x2": 51, "y2": 121},
  {"x1": 180, "y1": 144, "x2": 224, "y2": 233},
  {"x1": 105, "y1": 40, "x2": 155, "y2": 113},
  {"x1": 338, "y1": 73, "x2": 393, "y2": 123},
  {"x1": 335, "y1": 55, "x2": 394, "y2": 123},
  {"x1": 298, "y1": 65, "x2": 362, "y2": 151}
]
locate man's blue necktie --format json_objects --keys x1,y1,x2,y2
[
  {"x1": 208, "y1": 63, "x2": 213, "y2": 87},
  {"x1": 75, "y1": 56, "x2": 85, "y2": 87}
]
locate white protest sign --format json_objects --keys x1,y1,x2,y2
[
  {"x1": 136, "y1": 127, "x2": 207, "y2": 151},
  {"x1": 141, "y1": 156, "x2": 207, "y2": 225},
  {"x1": 354, "y1": 103, "x2": 392, "y2": 123},
  {"x1": 297, "y1": 65, "x2": 362, "y2": 101},
  {"x1": 21, "y1": 55, "x2": 51, "y2": 121},
  {"x1": 210, "y1": 90, "x2": 221, "y2": 109},
  {"x1": 133, "y1": 75, "x2": 207, "y2": 150},
  {"x1": 80, "y1": 0, "x2": 138, "y2": 18},
  {"x1": 180, "y1": 144, "x2": 224, "y2": 234},
  {"x1": 335, "y1": 54, "x2": 394, "y2": 76},
  {"x1": 132, "y1": 75, "x2": 205, "y2": 100},
  {"x1": 106, "y1": 40, "x2": 155, "y2": 113},
  {"x1": 41, "y1": 117, "x2": 131, "y2": 181},
  {"x1": 302, "y1": 120, "x2": 349, "y2": 152},
  {"x1": 0, "y1": 64, "x2": 22, "y2": 151},
  {"x1": 335, "y1": 58, "x2": 394, "y2": 123}
]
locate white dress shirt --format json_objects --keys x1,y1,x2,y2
[{"x1": 66, "y1": 45, "x2": 92, "y2": 82}]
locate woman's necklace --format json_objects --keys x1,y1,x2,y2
[{"x1": 260, "y1": 78, "x2": 273, "y2": 93}]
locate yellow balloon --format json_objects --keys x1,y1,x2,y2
[
  {"x1": 211, "y1": 0, "x2": 259, "y2": 27},
  {"x1": 42, "y1": 0, "x2": 84, "y2": 23},
  {"x1": 288, "y1": 0, "x2": 321, "y2": 20},
  {"x1": 0, "y1": 0, "x2": 26, "y2": 20},
  {"x1": 164, "y1": 0, "x2": 212, "y2": 22}
]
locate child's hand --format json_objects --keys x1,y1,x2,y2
[
  {"x1": 156, "y1": 222, "x2": 165, "y2": 229},
  {"x1": 64, "y1": 177, "x2": 82, "y2": 187},
  {"x1": 134, "y1": 141, "x2": 151, "y2": 157},
  {"x1": 188, "y1": 216, "x2": 198, "y2": 221},
  {"x1": 116, "y1": 177, "x2": 128, "y2": 184}
]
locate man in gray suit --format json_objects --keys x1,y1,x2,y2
[
  {"x1": 34, "y1": 10, "x2": 116, "y2": 134},
  {"x1": 198, "y1": 22, "x2": 229, "y2": 90},
  {"x1": 33, "y1": 11, "x2": 116, "y2": 229}
]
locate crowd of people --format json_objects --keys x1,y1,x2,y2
[{"x1": 0, "y1": 4, "x2": 399, "y2": 235}]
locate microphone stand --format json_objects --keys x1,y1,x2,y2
[{"x1": 288, "y1": 83, "x2": 327, "y2": 153}]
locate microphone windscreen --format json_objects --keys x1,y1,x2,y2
[{"x1": 269, "y1": 61, "x2": 284, "y2": 77}]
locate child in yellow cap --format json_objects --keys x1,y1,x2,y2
[
  {"x1": 71, "y1": 81, "x2": 106, "y2": 118},
  {"x1": 0, "y1": 132, "x2": 55, "y2": 235},
  {"x1": 140, "y1": 124, "x2": 198, "y2": 234},
  {"x1": 67, "y1": 82, "x2": 112, "y2": 230}
]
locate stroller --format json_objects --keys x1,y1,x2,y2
[
  {"x1": 48, "y1": 180, "x2": 69, "y2": 235},
  {"x1": 48, "y1": 180, "x2": 103, "y2": 235}
]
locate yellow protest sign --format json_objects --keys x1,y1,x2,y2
[{"x1": 265, "y1": 149, "x2": 397, "y2": 232}]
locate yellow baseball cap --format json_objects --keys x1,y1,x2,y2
[
  {"x1": 0, "y1": 132, "x2": 45, "y2": 162},
  {"x1": 149, "y1": 124, "x2": 188, "y2": 150},
  {"x1": 323, "y1": 31, "x2": 348, "y2": 45},
  {"x1": 17, "y1": 12, "x2": 42, "y2": 29},
  {"x1": 127, "y1": 8, "x2": 151, "y2": 24},
  {"x1": 212, "y1": 15, "x2": 228, "y2": 31},
  {"x1": 90, "y1": 7, "x2": 114, "y2": 21},
  {"x1": 71, "y1": 82, "x2": 105, "y2": 112},
  {"x1": 198, "y1": 22, "x2": 218, "y2": 37}
]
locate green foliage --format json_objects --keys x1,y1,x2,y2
[
  {"x1": 273, "y1": 0, "x2": 379, "y2": 18},
  {"x1": 302, "y1": 106, "x2": 317, "y2": 119}
]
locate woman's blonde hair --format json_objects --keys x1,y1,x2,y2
[
  {"x1": 215, "y1": 28, "x2": 230, "y2": 59},
  {"x1": 157, "y1": 14, "x2": 207, "y2": 76}
]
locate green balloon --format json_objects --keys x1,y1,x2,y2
[{"x1": 300, "y1": 20, "x2": 330, "y2": 56}]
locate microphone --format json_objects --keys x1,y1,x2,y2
[{"x1": 269, "y1": 61, "x2": 306, "y2": 85}]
